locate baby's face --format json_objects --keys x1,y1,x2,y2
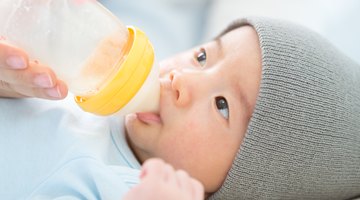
[{"x1": 125, "y1": 26, "x2": 262, "y2": 193}]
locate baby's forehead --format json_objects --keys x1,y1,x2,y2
[{"x1": 215, "y1": 21, "x2": 248, "y2": 40}]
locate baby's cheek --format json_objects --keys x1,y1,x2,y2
[{"x1": 156, "y1": 135, "x2": 188, "y2": 162}]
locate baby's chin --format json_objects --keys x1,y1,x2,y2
[{"x1": 124, "y1": 112, "x2": 163, "y2": 162}]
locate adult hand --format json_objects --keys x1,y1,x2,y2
[
  {"x1": 123, "y1": 158, "x2": 204, "y2": 200},
  {"x1": 0, "y1": 39, "x2": 68, "y2": 99}
]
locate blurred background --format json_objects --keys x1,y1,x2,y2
[{"x1": 101, "y1": 0, "x2": 360, "y2": 64}]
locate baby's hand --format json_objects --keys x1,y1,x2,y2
[
  {"x1": 0, "y1": 39, "x2": 67, "y2": 99},
  {"x1": 123, "y1": 158, "x2": 204, "y2": 200}
]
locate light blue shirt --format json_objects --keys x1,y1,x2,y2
[{"x1": 0, "y1": 97, "x2": 141, "y2": 200}]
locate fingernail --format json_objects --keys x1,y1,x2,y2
[
  {"x1": 34, "y1": 74, "x2": 54, "y2": 88},
  {"x1": 46, "y1": 86, "x2": 61, "y2": 98},
  {"x1": 6, "y1": 56, "x2": 27, "y2": 69}
]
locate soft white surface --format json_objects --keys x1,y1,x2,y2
[{"x1": 204, "y1": 0, "x2": 360, "y2": 64}]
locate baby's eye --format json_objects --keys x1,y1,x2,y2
[
  {"x1": 215, "y1": 96, "x2": 229, "y2": 120},
  {"x1": 194, "y1": 48, "x2": 207, "y2": 67}
]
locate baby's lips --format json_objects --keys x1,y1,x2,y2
[{"x1": 136, "y1": 112, "x2": 162, "y2": 125}]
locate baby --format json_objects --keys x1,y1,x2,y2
[{"x1": 0, "y1": 17, "x2": 359, "y2": 200}]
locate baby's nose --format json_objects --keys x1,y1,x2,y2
[{"x1": 169, "y1": 70, "x2": 191, "y2": 107}]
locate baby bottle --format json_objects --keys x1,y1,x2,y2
[{"x1": 0, "y1": 0, "x2": 160, "y2": 116}]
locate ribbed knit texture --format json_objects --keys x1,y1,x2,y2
[{"x1": 210, "y1": 18, "x2": 360, "y2": 200}]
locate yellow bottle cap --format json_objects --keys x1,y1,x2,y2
[{"x1": 75, "y1": 26, "x2": 155, "y2": 115}]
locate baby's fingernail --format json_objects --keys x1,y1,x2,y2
[
  {"x1": 46, "y1": 86, "x2": 61, "y2": 98},
  {"x1": 34, "y1": 74, "x2": 54, "y2": 88},
  {"x1": 6, "y1": 56, "x2": 27, "y2": 69}
]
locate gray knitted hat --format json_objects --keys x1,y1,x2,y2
[{"x1": 210, "y1": 18, "x2": 360, "y2": 200}]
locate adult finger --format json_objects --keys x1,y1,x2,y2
[
  {"x1": 11, "y1": 79, "x2": 68, "y2": 99},
  {"x1": 0, "y1": 60, "x2": 57, "y2": 88},
  {"x1": 0, "y1": 40, "x2": 28, "y2": 69}
]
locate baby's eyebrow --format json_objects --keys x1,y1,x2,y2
[
  {"x1": 207, "y1": 33, "x2": 224, "y2": 61},
  {"x1": 212, "y1": 21, "x2": 244, "y2": 57}
]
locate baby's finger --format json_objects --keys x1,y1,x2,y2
[
  {"x1": 175, "y1": 170, "x2": 192, "y2": 190},
  {"x1": 141, "y1": 158, "x2": 177, "y2": 184},
  {"x1": 140, "y1": 159, "x2": 166, "y2": 179},
  {"x1": 175, "y1": 170, "x2": 204, "y2": 200},
  {"x1": 162, "y1": 163, "x2": 177, "y2": 185},
  {"x1": 0, "y1": 40, "x2": 28, "y2": 69},
  {"x1": 190, "y1": 179, "x2": 205, "y2": 200}
]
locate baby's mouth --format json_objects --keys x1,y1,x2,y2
[{"x1": 136, "y1": 112, "x2": 162, "y2": 125}]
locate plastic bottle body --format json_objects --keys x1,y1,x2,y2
[
  {"x1": 0, "y1": 0, "x2": 160, "y2": 115},
  {"x1": 0, "y1": 0, "x2": 129, "y2": 97}
]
